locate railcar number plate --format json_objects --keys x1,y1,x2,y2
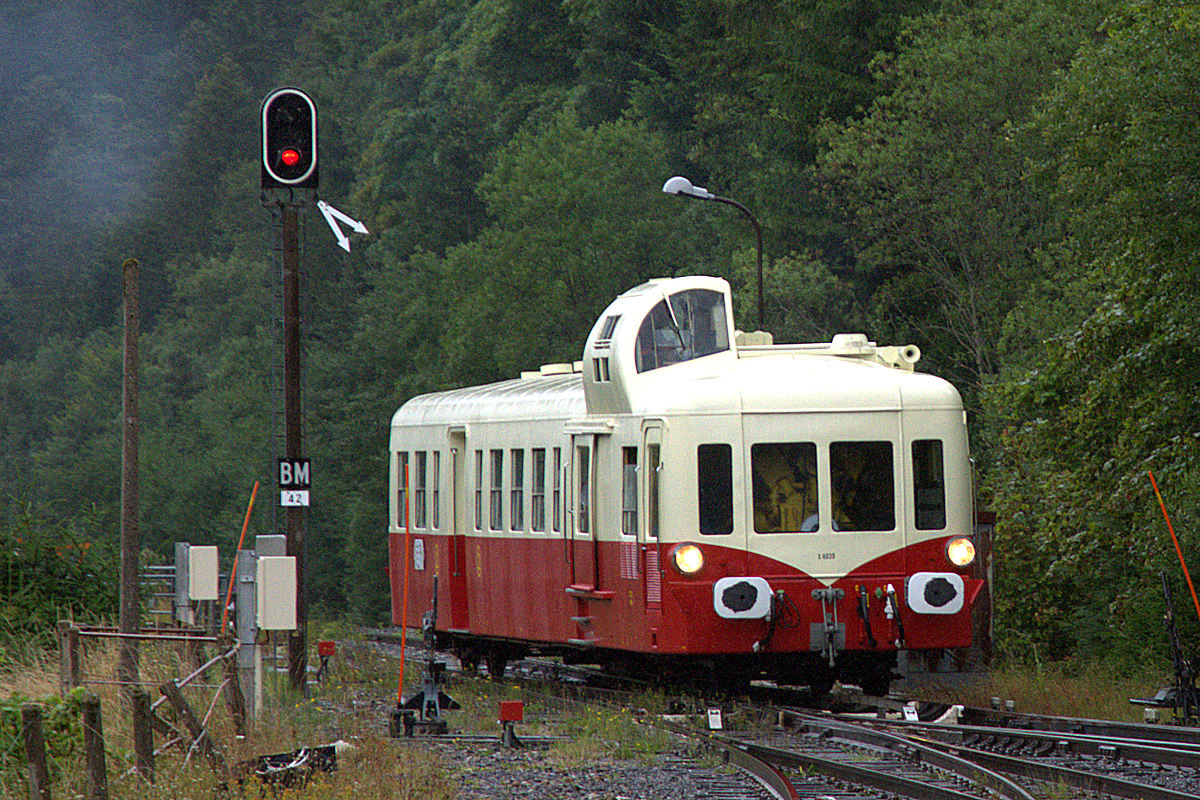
[{"x1": 817, "y1": 552, "x2": 837, "y2": 560}]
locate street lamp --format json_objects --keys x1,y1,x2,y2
[{"x1": 662, "y1": 176, "x2": 764, "y2": 330}]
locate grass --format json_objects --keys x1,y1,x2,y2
[
  {"x1": 1, "y1": 630, "x2": 458, "y2": 800},
  {"x1": 4, "y1": 629, "x2": 1184, "y2": 799},
  {"x1": 915, "y1": 661, "x2": 1175, "y2": 722}
]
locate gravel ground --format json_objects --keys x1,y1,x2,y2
[
  {"x1": 355, "y1": 640, "x2": 775, "y2": 797},
  {"x1": 420, "y1": 738, "x2": 776, "y2": 800}
]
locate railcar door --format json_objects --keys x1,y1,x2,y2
[
  {"x1": 568, "y1": 433, "x2": 599, "y2": 589},
  {"x1": 641, "y1": 422, "x2": 664, "y2": 610},
  {"x1": 447, "y1": 428, "x2": 470, "y2": 630}
]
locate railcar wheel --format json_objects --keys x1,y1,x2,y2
[
  {"x1": 858, "y1": 668, "x2": 893, "y2": 698},
  {"x1": 458, "y1": 652, "x2": 480, "y2": 674},
  {"x1": 485, "y1": 653, "x2": 508, "y2": 681},
  {"x1": 843, "y1": 652, "x2": 896, "y2": 697},
  {"x1": 807, "y1": 669, "x2": 836, "y2": 696}
]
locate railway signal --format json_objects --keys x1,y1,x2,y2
[
  {"x1": 261, "y1": 88, "x2": 318, "y2": 189},
  {"x1": 260, "y1": 86, "x2": 319, "y2": 692}
]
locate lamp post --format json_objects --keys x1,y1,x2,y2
[{"x1": 662, "y1": 176, "x2": 764, "y2": 330}]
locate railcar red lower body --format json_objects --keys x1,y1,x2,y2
[{"x1": 389, "y1": 527, "x2": 979, "y2": 688}]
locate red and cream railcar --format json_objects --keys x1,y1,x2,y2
[{"x1": 388, "y1": 275, "x2": 981, "y2": 692}]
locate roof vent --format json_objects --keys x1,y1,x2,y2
[
  {"x1": 735, "y1": 330, "x2": 774, "y2": 347},
  {"x1": 830, "y1": 333, "x2": 872, "y2": 352}
]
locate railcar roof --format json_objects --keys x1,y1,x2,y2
[
  {"x1": 390, "y1": 349, "x2": 960, "y2": 428},
  {"x1": 732, "y1": 350, "x2": 962, "y2": 413},
  {"x1": 391, "y1": 373, "x2": 585, "y2": 427}
]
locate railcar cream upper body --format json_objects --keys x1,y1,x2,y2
[
  {"x1": 389, "y1": 349, "x2": 961, "y2": 426},
  {"x1": 391, "y1": 276, "x2": 970, "y2": 574}
]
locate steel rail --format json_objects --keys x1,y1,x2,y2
[
  {"x1": 778, "y1": 710, "x2": 1035, "y2": 800},
  {"x1": 858, "y1": 715, "x2": 1200, "y2": 769},
  {"x1": 923, "y1": 740, "x2": 1200, "y2": 800},
  {"x1": 738, "y1": 738, "x2": 1007, "y2": 800},
  {"x1": 656, "y1": 718, "x2": 982, "y2": 800},
  {"x1": 372, "y1": 636, "x2": 800, "y2": 800},
  {"x1": 951, "y1": 704, "x2": 1200, "y2": 747},
  {"x1": 717, "y1": 741, "x2": 800, "y2": 800}
]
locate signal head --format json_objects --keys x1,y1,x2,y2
[{"x1": 261, "y1": 88, "x2": 318, "y2": 189}]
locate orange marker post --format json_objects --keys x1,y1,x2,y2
[
  {"x1": 221, "y1": 481, "x2": 259, "y2": 636},
  {"x1": 1149, "y1": 470, "x2": 1200, "y2": 625}
]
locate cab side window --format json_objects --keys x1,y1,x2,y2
[
  {"x1": 697, "y1": 443, "x2": 733, "y2": 534},
  {"x1": 913, "y1": 439, "x2": 947, "y2": 530}
]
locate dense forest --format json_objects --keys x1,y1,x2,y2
[{"x1": 1, "y1": 0, "x2": 1197, "y2": 669}]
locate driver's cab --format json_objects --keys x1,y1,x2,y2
[{"x1": 581, "y1": 276, "x2": 738, "y2": 415}]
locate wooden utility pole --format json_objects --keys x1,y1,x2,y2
[{"x1": 118, "y1": 258, "x2": 140, "y2": 704}]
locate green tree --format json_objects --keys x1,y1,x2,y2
[
  {"x1": 987, "y1": 4, "x2": 1200, "y2": 665},
  {"x1": 669, "y1": 0, "x2": 937, "y2": 255},
  {"x1": 137, "y1": 254, "x2": 277, "y2": 553},
  {"x1": 818, "y1": 0, "x2": 1112, "y2": 402},
  {"x1": 439, "y1": 109, "x2": 700, "y2": 383}
]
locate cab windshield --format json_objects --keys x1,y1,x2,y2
[{"x1": 635, "y1": 289, "x2": 729, "y2": 372}]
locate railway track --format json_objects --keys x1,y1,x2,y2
[
  {"x1": 825, "y1": 699, "x2": 1200, "y2": 799},
  {"x1": 368, "y1": 634, "x2": 1200, "y2": 799},
  {"x1": 771, "y1": 706, "x2": 1200, "y2": 799}
]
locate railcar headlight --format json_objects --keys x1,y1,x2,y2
[
  {"x1": 671, "y1": 543, "x2": 705, "y2": 575},
  {"x1": 946, "y1": 537, "x2": 976, "y2": 568}
]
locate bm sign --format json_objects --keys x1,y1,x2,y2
[{"x1": 278, "y1": 458, "x2": 311, "y2": 507}]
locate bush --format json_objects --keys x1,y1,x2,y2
[
  {"x1": 0, "y1": 503, "x2": 118, "y2": 662},
  {"x1": 0, "y1": 688, "x2": 87, "y2": 792}
]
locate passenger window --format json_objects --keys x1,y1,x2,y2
[
  {"x1": 913, "y1": 440, "x2": 947, "y2": 530},
  {"x1": 697, "y1": 444, "x2": 733, "y2": 535},
  {"x1": 635, "y1": 289, "x2": 729, "y2": 372},
  {"x1": 432, "y1": 451, "x2": 440, "y2": 529},
  {"x1": 414, "y1": 451, "x2": 427, "y2": 528},
  {"x1": 830, "y1": 441, "x2": 895, "y2": 531},
  {"x1": 396, "y1": 451, "x2": 409, "y2": 528},
  {"x1": 510, "y1": 449, "x2": 524, "y2": 531},
  {"x1": 474, "y1": 450, "x2": 483, "y2": 531},
  {"x1": 552, "y1": 447, "x2": 562, "y2": 533},
  {"x1": 621, "y1": 447, "x2": 637, "y2": 536},
  {"x1": 531, "y1": 449, "x2": 546, "y2": 532},
  {"x1": 490, "y1": 449, "x2": 503, "y2": 530},
  {"x1": 752, "y1": 442, "x2": 819, "y2": 532}
]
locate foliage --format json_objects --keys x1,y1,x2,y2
[
  {"x1": 437, "y1": 108, "x2": 698, "y2": 383},
  {"x1": 985, "y1": 4, "x2": 1200, "y2": 664},
  {"x1": 0, "y1": 506, "x2": 119, "y2": 661},
  {"x1": 3, "y1": 0, "x2": 1200, "y2": 674},
  {"x1": 0, "y1": 689, "x2": 87, "y2": 791},
  {"x1": 818, "y1": 0, "x2": 1113, "y2": 404},
  {"x1": 669, "y1": 0, "x2": 938, "y2": 252}
]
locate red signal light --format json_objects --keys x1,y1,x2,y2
[{"x1": 280, "y1": 149, "x2": 301, "y2": 167}]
